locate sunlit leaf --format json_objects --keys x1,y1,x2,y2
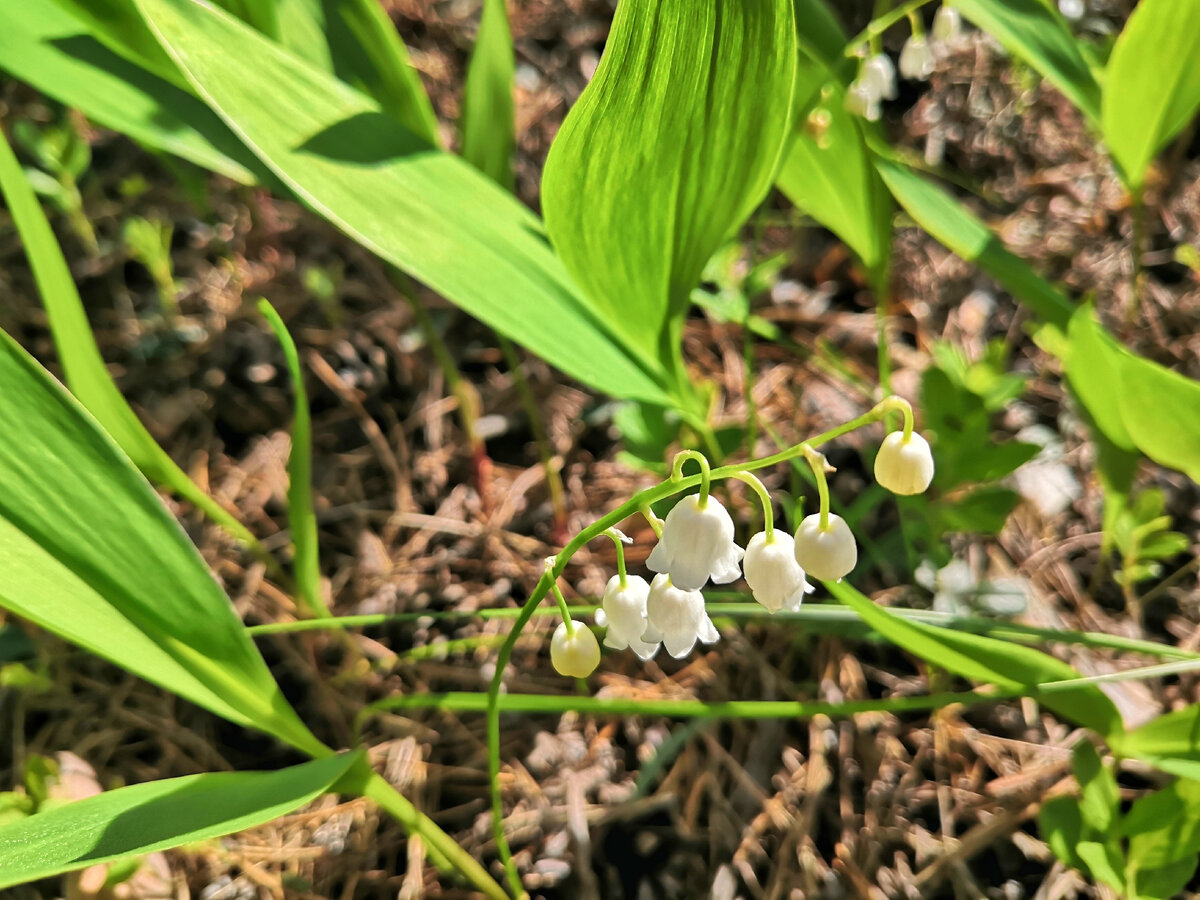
[
  {"x1": 1102, "y1": 0, "x2": 1200, "y2": 188},
  {"x1": 950, "y1": 0, "x2": 1101, "y2": 122},
  {"x1": 131, "y1": 0, "x2": 671, "y2": 405},
  {"x1": 461, "y1": 0, "x2": 515, "y2": 187},
  {"x1": 0, "y1": 329, "x2": 323, "y2": 757},
  {"x1": 829, "y1": 581, "x2": 1123, "y2": 739},
  {"x1": 1072, "y1": 740, "x2": 1119, "y2": 836},
  {"x1": 0, "y1": 754, "x2": 358, "y2": 889},
  {"x1": 1120, "y1": 705, "x2": 1200, "y2": 780},
  {"x1": 541, "y1": 0, "x2": 797, "y2": 370}
]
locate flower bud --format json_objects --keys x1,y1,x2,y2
[
  {"x1": 743, "y1": 532, "x2": 813, "y2": 614},
  {"x1": 874, "y1": 431, "x2": 935, "y2": 495},
  {"x1": 861, "y1": 53, "x2": 898, "y2": 101},
  {"x1": 932, "y1": 6, "x2": 962, "y2": 42},
  {"x1": 550, "y1": 620, "x2": 601, "y2": 678},
  {"x1": 899, "y1": 35, "x2": 935, "y2": 80},
  {"x1": 644, "y1": 574, "x2": 719, "y2": 659},
  {"x1": 845, "y1": 82, "x2": 881, "y2": 121},
  {"x1": 646, "y1": 494, "x2": 744, "y2": 591},
  {"x1": 794, "y1": 514, "x2": 857, "y2": 582},
  {"x1": 600, "y1": 574, "x2": 659, "y2": 660}
]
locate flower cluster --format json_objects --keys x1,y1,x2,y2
[
  {"x1": 846, "y1": 6, "x2": 964, "y2": 120},
  {"x1": 546, "y1": 398, "x2": 936, "y2": 678}
]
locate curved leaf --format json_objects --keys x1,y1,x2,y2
[
  {"x1": 1102, "y1": 0, "x2": 1200, "y2": 189},
  {"x1": 950, "y1": 0, "x2": 1101, "y2": 123},
  {"x1": 541, "y1": 0, "x2": 797, "y2": 366},
  {"x1": 0, "y1": 754, "x2": 357, "y2": 889},
  {"x1": 829, "y1": 581, "x2": 1123, "y2": 739},
  {"x1": 131, "y1": 0, "x2": 670, "y2": 405},
  {"x1": 0, "y1": 127, "x2": 264, "y2": 549},
  {"x1": 0, "y1": 330, "x2": 324, "y2": 757}
]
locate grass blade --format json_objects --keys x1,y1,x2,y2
[
  {"x1": 461, "y1": 0, "x2": 515, "y2": 187},
  {"x1": 258, "y1": 301, "x2": 331, "y2": 618},
  {"x1": 0, "y1": 126, "x2": 267, "y2": 552}
]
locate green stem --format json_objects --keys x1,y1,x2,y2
[
  {"x1": 846, "y1": 0, "x2": 936, "y2": 54},
  {"x1": 671, "y1": 449, "x2": 712, "y2": 505},
  {"x1": 602, "y1": 528, "x2": 629, "y2": 587},
  {"x1": 484, "y1": 399, "x2": 901, "y2": 892},
  {"x1": 550, "y1": 579, "x2": 575, "y2": 635},
  {"x1": 731, "y1": 471, "x2": 774, "y2": 540},
  {"x1": 803, "y1": 446, "x2": 833, "y2": 531},
  {"x1": 1126, "y1": 187, "x2": 1145, "y2": 327}
]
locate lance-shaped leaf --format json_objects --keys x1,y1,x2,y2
[
  {"x1": 0, "y1": 330, "x2": 324, "y2": 757},
  {"x1": 1102, "y1": 0, "x2": 1200, "y2": 189},
  {"x1": 541, "y1": 0, "x2": 797, "y2": 366},
  {"x1": 130, "y1": 0, "x2": 669, "y2": 405},
  {"x1": 950, "y1": 0, "x2": 1101, "y2": 124},
  {"x1": 0, "y1": 754, "x2": 357, "y2": 889},
  {"x1": 461, "y1": 0, "x2": 515, "y2": 188}
]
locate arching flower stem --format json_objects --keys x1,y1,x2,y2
[
  {"x1": 802, "y1": 446, "x2": 835, "y2": 531},
  {"x1": 548, "y1": 578, "x2": 575, "y2": 636},
  {"x1": 670, "y1": 448, "x2": 712, "y2": 506},
  {"x1": 731, "y1": 471, "x2": 775, "y2": 541},
  {"x1": 601, "y1": 527, "x2": 631, "y2": 588},
  {"x1": 485, "y1": 395, "x2": 911, "y2": 899}
]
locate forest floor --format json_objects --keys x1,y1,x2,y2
[{"x1": 1, "y1": 1, "x2": 1199, "y2": 898}]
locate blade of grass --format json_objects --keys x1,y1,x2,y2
[
  {"x1": 258, "y1": 301, "x2": 331, "y2": 618},
  {"x1": 0, "y1": 125, "x2": 269, "y2": 559}
]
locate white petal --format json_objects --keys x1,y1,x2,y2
[
  {"x1": 662, "y1": 632, "x2": 697, "y2": 659},
  {"x1": 697, "y1": 614, "x2": 720, "y2": 645}
]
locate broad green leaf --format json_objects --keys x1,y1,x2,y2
[
  {"x1": 1125, "y1": 779, "x2": 1200, "y2": 873},
  {"x1": 1072, "y1": 740, "x2": 1119, "y2": 836},
  {"x1": 46, "y1": 0, "x2": 183, "y2": 86},
  {"x1": 0, "y1": 127, "x2": 266, "y2": 551},
  {"x1": 950, "y1": 0, "x2": 1101, "y2": 123},
  {"x1": 0, "y1": 2, "x2": 259, "y2": 183},
  {"x1": 461, "y1": 0, "x2": 515, "y2": 188},
  {"x1": 1120, "y1": 705, "x2": 1200, "y2": 780},
  {"x1": 278, "y1": 0, "x2": 441, "y2": 145},
  {"x1": 778, "y1": 58, "x2": 891, "y2": 273},
  {"x1": 131, "y1": 0, "x2": 670, "y2": 406},
  {"x1": 259, "y1": 301, "x2": 330, "y2": 618},
  {"x1": 1102, "y1": 0, "x2": 1200, "y2": 189},
  {"x1": 1133, "y1": 856, "x2": 1199, "y2": 900},
  {"x1": 792, "y1": 0, "x2": 848, "y2": 72},
  {"x1": 1066, "y1": 304, "x2": 1200, "y2": 483},
  {"x1": 829, "y1": 581, "x2": 1124, "y2": 739},
  {"x1": 215, "y1": 0, "x2": 278, "y2": 38},
  {"x1": 1039, "y1": 795, "x2": 1084, "y2": 869},
  {"x1": 0, "y1": 754, "x2": 356, "y2": 888},
  {"x1": 873, "y1": 156, "x2": 1075, "y2": 333},
  {"x1": 541, "y1": 0, "x2": 797, "y2": 368},
  {"x1": 0, "y1": 329, "x2": 324, "y2": 757}
]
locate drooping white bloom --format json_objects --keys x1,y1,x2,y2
[
  {"x1": 845, "y1": 81, "x2": 881, "y2": 121},
  {"x1": 932, "y1": 6, "x2": 963, "y2": 42},
  {"x1": 600, "y1": 574, "x2": 659, "y2": 660},
  {"x1": 646, "y1": 494, "x2": 744, "y2": 591},
  {"x1": 1058, "y1": 0, "x2": 1085, "y2": 20},
  {"x1": 793, "y1": 513, "x2": 858, "y2": 582},
  {"x1": 899, "y1": 35, "x2": 935, "y2": 80},
  {"x1": 861, "y1": 53, "x2": 898, "y2": 101},
  {"x1": 550, "y1": 620, "x2": 601, "y2": 678},
  {"x1": 643, "y1": 574, "x2": 719, "y2": 659},
  {"x1": 743, "y1": 532, "x2": 814, "y2": 614},
  {"x1": 874, "y1": 431, "x2": 935, "y2": 495}
]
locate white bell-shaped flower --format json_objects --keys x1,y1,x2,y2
[
  {"x1": 743, "y1": 532, "x2": 814, "y2": 614},
  {"x1": 932, "y1": 6, "x2": 962, "y2": 42},
  {"x1": 845, "y1": 81, "x2": 882, "y2": 121},
  {"x1": 899, "y1": 35, "x2": 935, "y2": 80},
  {"x1": 1058, "y1": 0, "x2": 1084, "y2": 19},
  {"x1": 874, "y1": 431, "x2": 935, "y2": 495},
  {"x1": 550, "y1": 620, "x2": 601, "y2": 677},
  {"x1": 646, "y1": 494, "x2": 744, "y2": 591},
  {"x1": 861, "y1": 53, "x2": 898, "y2": 101},
  {"x1": 600, "y1": 574, "x2": 659, "y2": 660},
  {"x1": 794, "y1": 513, "x2": 858, "y2": 582},
  {"x1": 643, "y1": 574, "x2": 719, "y2": 659}
]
